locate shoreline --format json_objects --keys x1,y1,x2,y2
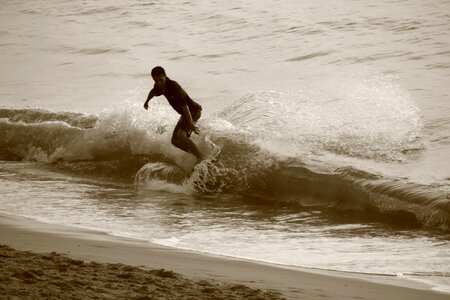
[{"x1": 0, "y1": 212, "x2": 448, "y2": 300}]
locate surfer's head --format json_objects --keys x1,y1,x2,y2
[{"x1": 151, "y1": 66, "x2": 167, "y2": 90}]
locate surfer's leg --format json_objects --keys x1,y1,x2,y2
[
  {"x1": 171, "y1": 129, "x2": 202, "y2": 160},
  {"x1": 171, "y1": 113, "x2": 203, "y2": 160}
]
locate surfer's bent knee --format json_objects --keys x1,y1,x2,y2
[
  {"x1": 171, "y1": 133, "x2": 179, "y2": 146},
  {"x1": 171, "y1": 129, "x2": 186, "y2": 144}
]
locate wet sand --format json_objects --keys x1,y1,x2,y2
[{"x1": 0, "y1": 213, "x2": 448, "y2": 300}]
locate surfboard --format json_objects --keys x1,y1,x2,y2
[
  {"x1": 135, "y1": 162, "x2": 187, "y2": 184},
  {"x1": 136, "y1": 137, "x2": 221, "y2": 185}
]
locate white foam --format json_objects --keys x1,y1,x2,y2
[{"x1": 218, "y1": 74, "x2": 423, "y2": 161}]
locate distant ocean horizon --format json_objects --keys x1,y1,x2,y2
[{"x1": 1, "y1": 0, "x2": 449, "y2": 293}]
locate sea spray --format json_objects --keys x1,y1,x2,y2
[
  {"x1": 0, "y1": 81, "x2": 446, "y2": 229},
  {"x1": 219, "y1": 74, "x2": 423, "y2": 161}
]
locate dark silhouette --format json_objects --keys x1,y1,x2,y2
[{"x1": 144, "y1": 66, "x2": 203, "y2": 161}]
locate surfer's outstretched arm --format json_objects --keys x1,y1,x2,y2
[{"x1": 143, "y1": 90, "x2": 156, "y2": 110}]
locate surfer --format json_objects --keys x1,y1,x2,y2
[{"x1": 144, "y1": 66, "x2": 203, "y2": 161}]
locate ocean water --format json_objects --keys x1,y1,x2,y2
[{"x1": 1, "y1": 0, "x2": 449, "y2": 293}]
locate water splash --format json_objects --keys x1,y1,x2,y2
[
  {"x1": 1, "y1": 80, "x2": 446, "y2": 229},
  {"x1": 219, "y1": 74, "x2": 423, "y2": 161}
]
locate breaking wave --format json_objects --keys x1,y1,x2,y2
[{"x1": 0, "y1": 77, "x2": 448, "y2": 229}]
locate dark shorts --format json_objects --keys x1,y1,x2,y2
[{"x1": 172, "y1": 108, "x2": 202, "y2": 139}]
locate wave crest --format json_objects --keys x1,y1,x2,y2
[
  {"x1": 0, "y1": 87, "x2": 445, "y2": 230},
  {"x1": 219, "y1": 75, "x2": 423, "y2": 160}
]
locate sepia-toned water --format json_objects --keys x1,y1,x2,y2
[{"x1": 1, "y1": 0, "x2": 449, "y2": 292}]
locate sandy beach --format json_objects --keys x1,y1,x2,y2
[{"x1": 0, "y1": 213, "x2": 447, "y2": 300}]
